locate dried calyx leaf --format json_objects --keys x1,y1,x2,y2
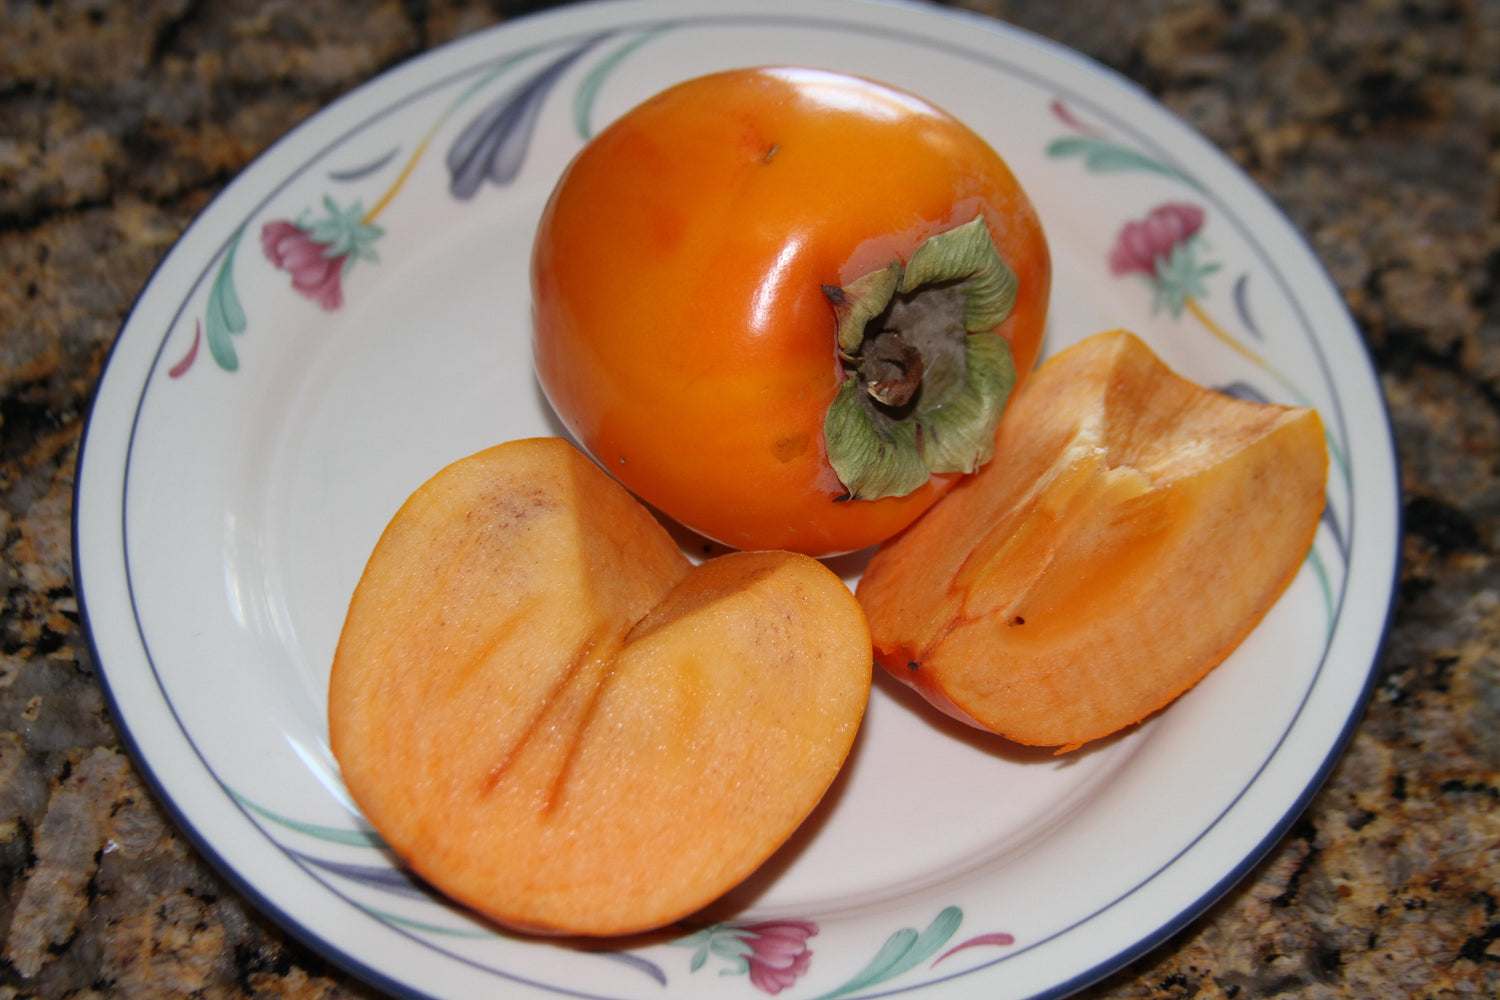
[{"x1": 824, "y1": 216, "x2": 1020, "y2": 501}]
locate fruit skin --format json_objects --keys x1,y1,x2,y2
[
  {"x1": 856, "y1": 330, "x2": 1328, "y2": 750},
  {"x1": 328, "y1": 438, "x2": 871, "y2": 936},
  {"x1": 531, "y1": 66, "x2": 1050, "y2": 557}
]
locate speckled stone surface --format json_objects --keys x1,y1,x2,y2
[{"x1": 1, "y1": 0, "x2": 1496, "y2": 997}]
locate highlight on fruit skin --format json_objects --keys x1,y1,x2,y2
[
  {"x1": 327, "y1": 437, "x2": 872, "y2": 936},
  {"x1": 856, "y1": 329, "x2": 1329, "y2": 752}
]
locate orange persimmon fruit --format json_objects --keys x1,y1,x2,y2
[
  {"x1": 532, "y1": 66, "x2": 1050, "y2": 557},
  {"x1": 856, "y1": 330, "x2": 1328, "y2": 751},
  {"x1": 328, "y1": 437, "x2": 871, "y2": 936}
]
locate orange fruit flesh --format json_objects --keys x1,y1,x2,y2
[
  {"x1": 856, "y1": 330, "x2": 1328, "y2": 750},
  {"x1": 328, "y1": 438, "x2": 871, "y2": 936}
]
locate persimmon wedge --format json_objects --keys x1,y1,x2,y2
[
  {"x1": 856, "y1": 330, "x2": 1328, "y2": 751},
  {"x1": 328, "y1": 437, "x2": 871, "y2": 937}
]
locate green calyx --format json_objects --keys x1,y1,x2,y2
[{"x1": 823, "y1": 215, "x2": 1020, "y2": 501}]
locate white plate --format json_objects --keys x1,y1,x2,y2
[{"x1": 73, "y1": 1, "x2": 1400, "y2": 997}]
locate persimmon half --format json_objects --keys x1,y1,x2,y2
[
  {"x1": 856, "y1": 331, "x2": 1329, "y2": 751},
  {"x1": 532, "y1": 67, "x2": 1050, "y2": 557},
  {"x1": 328, "y1": 438, "x2": 871, "y2": 936}
]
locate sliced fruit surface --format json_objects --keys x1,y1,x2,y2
[
  {"x1": 856, "y1": 330, "x2": 1328, "y2": 751},
  {"x1": 328, "y1": 438, "x2": 871, "y2": 936}
]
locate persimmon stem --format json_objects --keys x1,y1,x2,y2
[
  {"x1": 823, "y1": 216, "x2": 1020, "y2": 501},
  {"x1": 864, "y1": 331, "x2": 925, "y2": 407}
]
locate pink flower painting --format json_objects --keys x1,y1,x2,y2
[
  {"x1": 678, "y1": 919, "x2": 818, "y2": 995},
  {"x1": 261, "y1": 196, "x2": 384, "y2": 311},
  {"x1": 1109, "y1": 202, "x2": 1204, "y2": 277},
  {"x1": 261, "y1": 220, "x2": 344, "y2": 309},
  {"x1": 740, "y1": 921, "x2": 816, "y2": 994},
  {"x1": 1108, "y1": 202, "x2": 1219, "y2": 318}
]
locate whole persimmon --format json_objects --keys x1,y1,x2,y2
[{"x1": 532, "y1": 67, "x2": 1050, "y2": 556}]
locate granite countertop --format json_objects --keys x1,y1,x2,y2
[{"x1": 1, "y1": 0, "x2": 1496, "y2": 997}]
